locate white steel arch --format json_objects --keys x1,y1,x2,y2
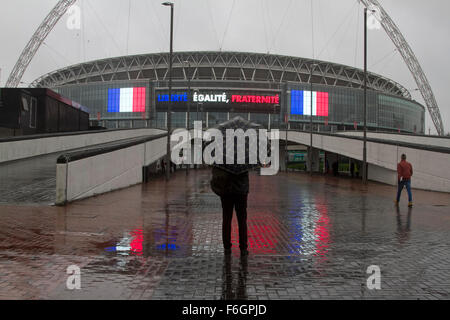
[
  {"x1": 360, "y1": 0, "x2": 444, "y2": 135},
  {"x1": 5, "y1": 0, "x2": 77, "y2": 88},
  {"x1": 5, "y1": 0, "x2": 445, "y2": 134}
]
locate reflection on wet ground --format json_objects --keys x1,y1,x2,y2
[{"x1": 0, "y1": 170, "x2": 449, "y2": 299}]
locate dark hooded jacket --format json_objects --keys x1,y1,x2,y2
[{"x1": 210, "y1": 167, "x2": 249, "y2": 196}]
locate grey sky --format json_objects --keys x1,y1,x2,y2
[{"x1": 0, "y1": 0, "x2": 449, "y2": 134}]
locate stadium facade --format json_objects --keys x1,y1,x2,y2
[{"x1": 32, "y1": 51, "x2": 425, "y2": 134}]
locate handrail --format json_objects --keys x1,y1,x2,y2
[
  {"x1": 286, "y1": 130, "x2": 450, "y2": 154},
  {"x1": 337, "y1": 130, "x2": 450, "y2": 140},
  {"x1": 57, "y1": 133, "x2": 168, "y2": 163},
  {"x1": 0, "y1": 127, "x2": 159, "y2": 143}
]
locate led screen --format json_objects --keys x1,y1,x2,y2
[
  {"x1": 108, "y1": 87, "x2": 146, "y2": 113},
  {"x1": 291, "y1": 90, "x2": 329, "y2": 116}
]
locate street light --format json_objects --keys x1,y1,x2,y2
[
  {"x1": 283, "y1": 99, "x2": 288, "y2": 173},
  {"x1": 283, "y1": 81, "x2": 289, "y2": 173},
  {"x1": 162, "y1": 2, "x2": 174, "y2": 181},
  {"x1": 184, "y1": 60, "x2": 191, "y2": 174},
  {"x1": 200, "y1": 102, "x2": 204, "y2": 128},
  {"x1": 309, "y1": 62, "x2": 318, "y2": 176},
  {"x1": 362, "y1": 8, "x2": 376, "y2": 184},
  {"x1": 194, "y1": 101, "x2": 203, "y2": 170},
  {"x1": 184, "y1": 61, "x2": 191, "y2": 130}
]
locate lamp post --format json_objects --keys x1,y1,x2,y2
[
  {"x1": 196, "y1": 97, "x2": 199, "y2": 122},
  {"x1": 272, "y1": 103, "x2": 280, "y2": 130},
  {"x1": 309, "y1": 63, "x2": 318, "y2": 176},
  {"x1": 196, "y1": 102, "x2": 203, "y2": 170},
  {"x1": 184, "y1": 60, "x2": 191, "y2": 174},
  {"x1": 184, "y1": 61, "x2": 191, "y2": 130},
  {"x1": 200, "y1": 103, "x2": 204, "y2": 128},
  {"x1": 362, "y1": 7, "x2": 375, "y2": 184},
  {"x1": 162, "y1": 2, "x2": 174, "y2": 181},
  {"x1": 285, "y1": 108, "x2": 288, "y2": 173}
]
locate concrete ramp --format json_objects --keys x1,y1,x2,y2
[
  {"x1": 337, "y1": 131, "x2": 450, "y2": 149},
  {"x1": 0, "y1": 128, "x2": 165, "y2": 164},
  {"x1": 0, "y1": 130, "x2": 167, "y2": 205},
  {"x1": 56, "y1": 134, "x2": 168, "y2": 205},
  {"x1": 282, "y1": 130, "x2": 450, "y2": 193}
]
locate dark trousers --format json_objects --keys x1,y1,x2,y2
[{"x1": 220, "y1": 194, "x2": 248, "y2": 250}]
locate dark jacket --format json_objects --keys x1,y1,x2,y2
[{"x1": 210, "y1": 167, "x2": 249, "y2": 196}]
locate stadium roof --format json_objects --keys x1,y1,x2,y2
[{"x1": 32, "y1": 51, "x2": 411, "y2": 99}]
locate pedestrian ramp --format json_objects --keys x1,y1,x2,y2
[
  {"x1": 56, "y1": 133, "x2": 168, "y2": 205},
  {"x1": 337, "y1": 131, "x2": 450, "y2": 149},
  {"x1": 0, "y1": 128, "x2": 165, "y2": 164},
  {"x1": 281, "y1": 130, "x2": 450, "y2": 193}
]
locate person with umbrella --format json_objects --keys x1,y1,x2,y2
[
  {"x1": 209, "y1": 117, "x2": 269, "y2": 256},
  {"x1": 211, "y1": 164, "x2": 249, "y2": 256}
]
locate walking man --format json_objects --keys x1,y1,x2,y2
[{"x1": 396, "y1": 154, "x2": 413, "y2": 207}]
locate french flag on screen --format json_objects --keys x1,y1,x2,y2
[
  {"x1": 107, "y1": 88, "x2": 146, "y2": 113},
  {"x1": 291, "y1": 90, "x2": 329, "y2": 116}
]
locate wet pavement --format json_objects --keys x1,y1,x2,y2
[
  {"x1": 0, "y1": 153, "x2": 58, "y2": 205},
  {"x1": 0, "y1": 170, "x2": 449, "y2": 300}
]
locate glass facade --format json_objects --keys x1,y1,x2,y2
[
  {"x1": 170, "y1": 112, "x2": 187, "y2": 129},
  {"x1": 54, "y1": 79, "x2": 425, "y2": 134},
  {"x1": 55, "y1": 81, "x2": 151, "y2": 121},
  {"x1": 287, "y1": 83, "x2": 424, "y2": 133},
  {"x1": 250, "y1": 113, "x2": 269, "y2": 128},
  {"x1": 155, "y1": 111, "x2": 166, "y2": 129},
  {"x1": 208, "y1": 112, "x2": 228, "y2": 127},
  {"x1": 378, "y1": 95, "x2": 424, "y2": 133}
]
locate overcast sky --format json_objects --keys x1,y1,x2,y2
[{"x1": 0, "y1": 0, "x2": 449, "y2": 134}]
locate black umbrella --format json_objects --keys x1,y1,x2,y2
[{"x1": 206, "y1": 116, "x2": 272, "y2": 175}]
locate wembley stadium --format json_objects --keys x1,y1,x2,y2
[{"x1": 31, "y1": 51, "x2": 425, "y2": 134}]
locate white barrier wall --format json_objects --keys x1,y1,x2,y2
[
  {"x1": 367, "y1": 146, "x2": 450, "y2": 192},
  {"x1": 0, "y1": 128, "x2": 165, "y2": 163},
  {"x1": 285, "y1": 131, "x2": 364, "y2": 161},
  {"x1": 338, "y1": 131, "x2": 450, "y2": 149},
  {"x1": 368, "y1": 164, "x2": 397, "y2": 186},
  {"x1": 56, "y1": 136, "x2": 167, "y2": 205},
  {"x1": 396, "y1": 146, "x2": 450, "y2": 192},
  {"x1": 284, "y1": 131, "x2": 450, "y2": 193}
]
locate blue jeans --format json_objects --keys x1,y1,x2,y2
[{"x1": 397, "y1": 180, "x2": 412, "y2": 202}]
